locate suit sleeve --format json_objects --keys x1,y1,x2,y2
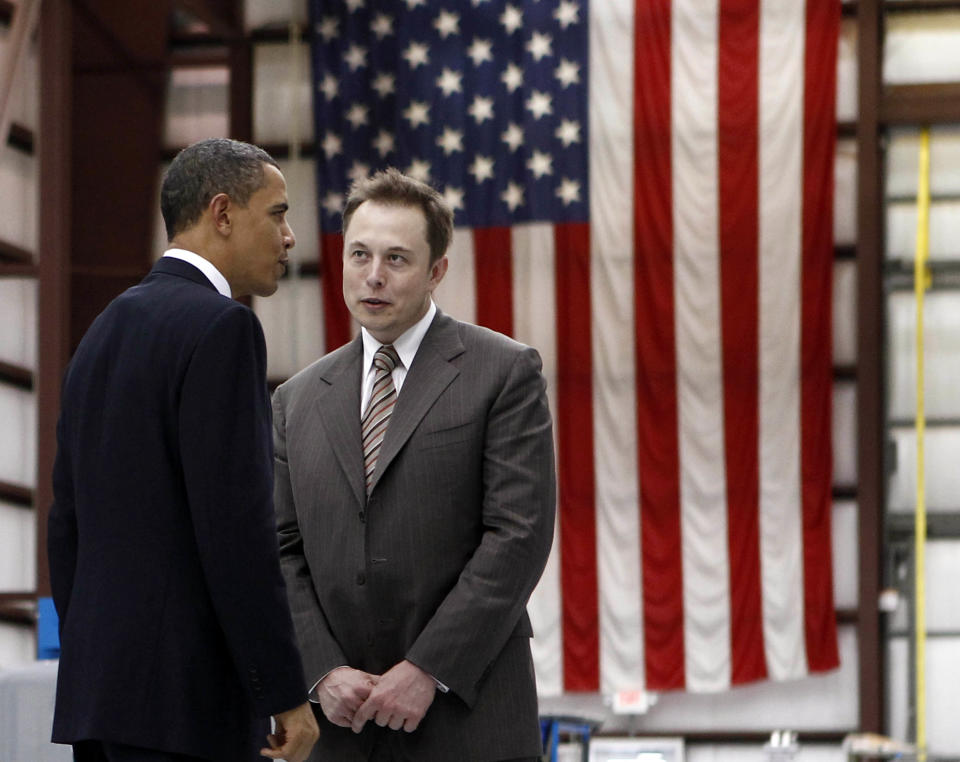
[
  {"x1": 48, "y1": 407, "x2": 77, "y2": 635},
  {"x1": 273, "y1": 385, "x2": 349, "y2": 687},
  {"x1": 178, "y1": 305, "x2": 307, "y2": 717},
  {"x1": 405, "y1": 345, "x2": 556, "y2": 706}
]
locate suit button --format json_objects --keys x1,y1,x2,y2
[
  {"x1": 356, "y1": 571, "x2": 366, "y2": 585},
  {"x1": 358, "y1": 510, "x2": 365, "y2": 522}
]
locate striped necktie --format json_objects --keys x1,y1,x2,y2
[{"x1": 362, "y1": 344, "x2": 401, "y2": 494}]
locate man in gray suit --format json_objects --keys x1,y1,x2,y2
[{"x1": 273, "y1": 168, "x2": 556, "y2": 761}]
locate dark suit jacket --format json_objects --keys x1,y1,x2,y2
[
  {"x1": 48, "y1": 257, "x2": 307, "y2": 761},
  {"x1": 273, "y1": 309, "x2": 556, "y2": 761}
]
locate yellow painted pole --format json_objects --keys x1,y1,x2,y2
[{"x1": 913, "y1": 127, "x2": 931, "y2": 761}]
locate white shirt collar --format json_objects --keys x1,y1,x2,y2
[
  {"x1": 163, "y1": 248, "x2": 232, "y2": 298},
  {"x1": 361, "y1": 300, "x2": 437, "y2": 373}
]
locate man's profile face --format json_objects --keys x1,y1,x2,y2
[
  {"x1": 342, "y1": 200, "x2": 447, "y2": 344},
  {"x1": 227, "y1": 163, "x2": 295, "y2": 298}
]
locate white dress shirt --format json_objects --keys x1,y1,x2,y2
[{"x1": 163, "y1": 248, "x2": 231, "y2": 298}]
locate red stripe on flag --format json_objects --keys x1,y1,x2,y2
[
  {"x1": 634, "y1": 0, "x2": 685, "y2": 691},
  {"x1": 718, "y1": 0, "x2": 767, "y2": 685},
  {"x1": 473, "y1": 227, "x2": 514, "y2": 336},
  {"x1": 320, "y1": 232, "x2": 351, "y2": 352},
  {"x1": 801, "y1": 0, "x2": 840, "y2": 673},
  {"x1": 555, "y1": 222, "x2": 598, "y2": 691}
]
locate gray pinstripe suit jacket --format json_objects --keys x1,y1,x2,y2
[{"x1": 273, "y1": 309, "x2": 556, "y2": 761}]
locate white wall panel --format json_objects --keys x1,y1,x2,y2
[
  {"x1": 0, "y1": 279, "x2": 36, "y2": 369},
  {"x1": 836, "y1": 19, "x2": 857, "y2": 123},
  {"x1": 245, "y1": 0, "x2": 307, "y2": 31},
  {"x1": 888, "y1": 427, "x2": 960, "y2": 512},
  {"x1": 924, "y1": 540, "x2": 960, "y2": 632},
  {"x1": 255, "y1": 276, "x2": 325, "y2": 381},
  {"x1": 0, "y1": 148, "x2": 37, "y2": 253},
  {"x1": 0, "y1": 624, "x2": 33, "y2": 669},
  {"x1": 0, "y1": 501, "x2": 35, "y2": 592},
  {"x1": 0, "y1": 386, "x2": 36, "y2": 488},
  {"x1": 925, "y1": 638, "x2": 960, "y2": 754},
  {"x1": 886, "y1": 637, "x2": 909, "y2": 746},
  {"x1": 888, "y1": 293, "x2": 960, "y2": 420},
  {"x1": 688, "y1": 745, "x2": 845, "y2": 762},
  {"x1": 832, "y1": 501, "x2": 858, "y2": 610},
  {"x1": 277, "y1": 157, "x2": 319, "y2": 265},
  {"x1": 886, "y1": 200, "x2": 960, "y2": 262},
  {"x1": 833, "y1": 382, "x2": 857, "y2": 487},
  {"x1": 884, "y1": 12, "x2": 960, "y2": 84},
  {"x1": 0, "y1": 28, "x2": 38, "y2": 129},
  {"x1": 833, "y1": 261, "x2": 856, "y2": 366},
  {"x1": 163, "y1": 67, "x2": 230, "y2": 149},
  {"x1": 887, "y1": 127, "x2": 960, "y2": 199},
  {"x1": 253, "y1": 43, "x2": 312, "y2": 147},
  {"x1": 834, "y1": 139, "x2": 857, "y2": 246}
]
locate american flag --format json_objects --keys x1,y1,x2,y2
[{"x1": 309, "y1": 0, "x2": 840, "y2": 695}]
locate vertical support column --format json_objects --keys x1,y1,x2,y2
[
  {"x1": 36, "y1": 0, "x2": 73, "y2": 600},
  {"x1": 856, "y1": 0, "x2": 885, "y2": 736}
]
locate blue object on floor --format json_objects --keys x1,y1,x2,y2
[
  {"x1": 36, "y1": 597, "x2": 60, "y2": 659},
  {"x1": 540, "y1": 715, "x2": 597, "y2": 762}
]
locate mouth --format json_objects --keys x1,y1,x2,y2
[{"x1": 361, "y1": 297, "x2": 390, "y2": 308}]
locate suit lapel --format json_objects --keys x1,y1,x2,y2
[
  {"x1": 368, "y1": 312, "x2": 464, "y2": 495},
  {"x1": 313, "y1": 337, "x2": 366, "y2": 507}
]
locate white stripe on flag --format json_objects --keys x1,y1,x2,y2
[
  {"x1": 512, "y1": 222, "x2": 564, "y2": 697},
  {"x1": 759, "y1": 0, "x2": 808, "y2": 681},
  {"x1": 435, "y1": 227, "x2": 477, "y2": 325},
  {"x1": 590, "y1": 0, "x2": 643, "y2": 694},
  {"x1": 672, "y1": 0, "x2": 731, "y2": 693}
]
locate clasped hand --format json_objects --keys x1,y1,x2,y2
[{"x1": 318, "y1": 660, "x2": 436, "y2": 734}]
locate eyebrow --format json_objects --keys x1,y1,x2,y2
[{"x1": 346, "y1": 240, "x2": 411, "y2": 253}]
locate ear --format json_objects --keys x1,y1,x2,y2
[
  {"x1": 427, "y1": 255, "x2": 449, "y2": 291},
  {"x1": 209, "y1": 193, "x2": 232, "y2": 235}
]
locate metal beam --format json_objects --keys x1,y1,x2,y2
[{"x1": 882, "y1": 83, "x2": 960, "y2": 125}]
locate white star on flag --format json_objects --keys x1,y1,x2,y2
[
  {"x1": 403, "y1": 101, "x2": 430, "y2": 128},
  {"x1": 344, "y1": 0, "x2": 364, "y2": 11},
  {"x1": 404, "y1": 41, "x2": 430, "y2": 69},
  {"x1": 555, "y1": 119, "x2": 581, "y2": 147},
  {"x1": 525, "y1": 90, "x2": 553, "y2": 120},
  {"x1": 467, "y1": 38, "x2": 494, "y2": 66},
  {"x1": 316, "y1": 17, "x2": 338, "y2": 42},
  {"x1": 344, "y1": 44, "x2": 367, "y2": 71},
  {"x1": 347, "y1": 161, "x2": 371, "y2": 184},
  {"x1": 403, "y1": 0, "x2": 425, "y2": 8},
  {"x1": 371, "y1": 72, "x2": 395, "y2": 98},
  {"x1": 436, "y1": 127, "x2": 464, "y2": 155},
  {"x1": 434, "y1": 10, "x2": 460, "y2": 38},
  {"x1": 555, "y1": 59, "x2": 581, "y2": 88},
  {"x1": 501, "y1": 63, "x2": 523, "y2": 93},
  {"x1": 502, "y1": 123, "x2": 524, "y2": 152},
  {"x1": 501, "y1": 181, "x2": 524, "y2": 211},
  {"x1": 322, "y1": 191, "x2": 344, "y2": 216},
  {"x1": 370, "y1": 13, "x2": 393, "y2": 40},
  {"x1": 468, "y1": 96, "x2": 495, "y2": 124},
  {"x1": 500, "y1": 5, "x2": 523, "y2": 35},
  {"x1": 554, "y1": 1, "x2": 580, "y2": 29},
  {"x1": 407, "y1": 159, "x2": 431, "y2": 183},
  {"x1": 322, "y1": 132, "x2": 342, "y2": 159},
  {"x1": 373, "y1": 130, "x2": 395, "y2": 158},
  {"x1": 436, "y1": 68, "x2": 463, "y2": 96},
  {"x1": 555, "y1": 177, "x2": 581, "y2": 205},
  {"x1": 468, "y1": 155, "x2": 495, "y2": 183},
  {"x1": 526, "y1": 31, "x2": 553, "y2": 62},
  {"x1": 527, "y1": 150, "x2": 553, "y2": 179},
  {"x1": 345, "y1": 103, "x2": 369, "y2": 129},
  {"x1": 319, "y1": 73, "x2": 338, "y2": 101},
  {"x1": 442, "y1": 186, "x2": 465, "y2": 212}
]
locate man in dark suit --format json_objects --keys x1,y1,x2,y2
[
  {"x1": 273, "y1": 168, "x2": 556, "y2": 761},
  {"x1": 49, "y1": 138, "x2": 319, "y2": 762}
]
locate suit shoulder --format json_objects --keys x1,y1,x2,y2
[
  {"x1": 277, "y1": 340, "x2": 356, "y2": 397},
  {"x1": 454, "y1": 318, "x2": 532, "y2": 356}
]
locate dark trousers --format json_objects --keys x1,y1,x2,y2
[{"x1": 73, "y1": 740, "x2": 209, "y2": 762}]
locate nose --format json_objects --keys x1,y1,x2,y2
[
  {"x1": 366, "y1": 258, "x2": 385, "y2": 287},
  {"x1": 283, "y1": 222, "x2": 296, "y2": 250}
]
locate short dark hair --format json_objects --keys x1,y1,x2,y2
[
  {"x1": 160, "y1": 138, "x2": 279, "y2": 240},
  {"x1": 342, "y1": 168, "x2": 453, "y2": 264}
]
